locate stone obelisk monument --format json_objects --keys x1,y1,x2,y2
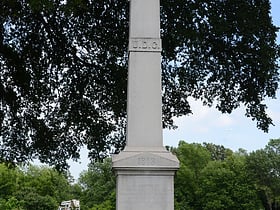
[{"x1": 112, "y1": 0, "x2": 179, "y2": 209}]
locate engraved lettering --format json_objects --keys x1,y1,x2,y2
[
  {"x1": 132, "y1": 40, "x2": 138, "y2": 48},
  {"x1": 150, "y1": 157, "x2": 155, "y2": 165},
  {"x1": 138, "y1": 157, "x2": 145, "y2": 165},
  {"x1": 137, "y1": 157, "x2": 157, "y2": 165},
  {"x1": 142, "y1": 41, "x2": 147, "y2": 49},
  {"x1": 129, "y1": 38, "x2": 162, "y2": 52},
  {"x1": 152, "y1": 41, "x2": 158, "y2": 49}
]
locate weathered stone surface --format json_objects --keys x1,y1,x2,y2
[
  {"x1": 116, "y1": 172, "x2": 175, "y2": 210},
  {"x1": 112, "y1": 151, "x2": 179, "y2": 169},
  {"x1": 126, "y1": 51, "x2": 163, "y2": 148}
]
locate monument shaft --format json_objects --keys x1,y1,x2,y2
[
  {"x1": 126, "y1": 0, "x2": 163, "y2": 150},
  {"x1": 112, "y1": 1, "x2": 179, "y2": 209}
]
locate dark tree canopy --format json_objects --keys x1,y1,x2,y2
[{"x1": 0, "y1": 0, "x2": 279, "y2": 170}]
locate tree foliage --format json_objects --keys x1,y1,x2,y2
[
  {"x1": 199, "y1": 155, "x2": 261, "y2": 210},
  {"x1": 0, "y1": 0, "x2": 279, "y2": 168},
  {"x1": 174, "y1": 142, "x2": 211, "y2": 209},
  {"x1": 173, "y1": 141, "x2": 262, "y2": 209},
  {"x1": 78, "y1": 158, "x2": 115, "y2": 210},
  {"x1": 0, "y1": 163, "x2": 77, "y2": 210},
  {"x1": 246, "y1": 138, "x2": 280, "y2": 210},
  {"x1": 203, "y1": 142, "x2": 233, "y2": 160},
  {"x1": 0, "y1": 164, "x2": 20, "y2": 200}
]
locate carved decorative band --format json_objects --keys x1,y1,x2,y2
[{"x1": 129, "y1": 38, "x2": 162, "y2": 52}]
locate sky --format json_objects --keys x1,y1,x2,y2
[{"x1": 69, "y1": 0, "x2": 280, "y2": 180}]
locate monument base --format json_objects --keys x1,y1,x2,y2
[{"x1": 112, "y1": 149, "x2": 179, "y2": 210}]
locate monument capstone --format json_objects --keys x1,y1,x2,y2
[{"x1": 112, "y1": 0, "x2": 179, "y2": 209}]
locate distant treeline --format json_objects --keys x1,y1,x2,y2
[{"x1": 1, "y1": 139, "x2": 279, "y2": 210}]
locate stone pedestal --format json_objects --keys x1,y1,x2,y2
[{"x1": 113, "y1": 151, "x2": 179, "y2": 210}]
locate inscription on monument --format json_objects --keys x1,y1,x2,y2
[
  {"x1": 129, "y1": 38, "x2": 162, "y2": 52},
  {"x1": 138, "y1": 156, "x2": 156, "y2": 166}
]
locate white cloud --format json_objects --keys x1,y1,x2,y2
[{"x1": 214, "y1": 114, "x2": 234, "y2": 127}]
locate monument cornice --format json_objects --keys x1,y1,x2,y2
[{"x1": 112, "y1": 151, "x2": 179, "y2": 170}]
